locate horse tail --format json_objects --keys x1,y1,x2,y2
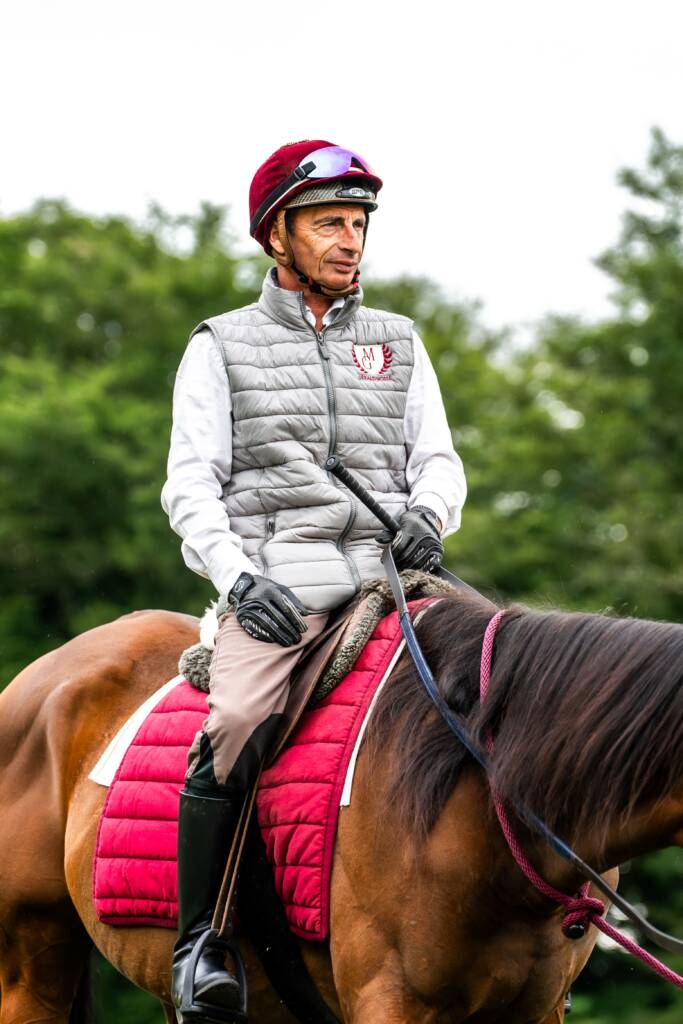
[{"x1": 69, "y1": 946, "x2": 95, "y2": 1024}]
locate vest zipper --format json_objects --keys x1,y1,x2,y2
[
  {"x1": 301, "y1": 294, "x2": 361, "y2": 592},
  {"x1": 314, "y1": 330, "x2": 337, "y2": 457}
]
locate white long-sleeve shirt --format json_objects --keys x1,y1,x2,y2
[{"x1": 161, "y1": 299, "x2": 467, "y2": 596}]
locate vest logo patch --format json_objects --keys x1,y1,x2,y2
[{"x1": 351, "y1": 342, "x2": 393, "y2": 380}]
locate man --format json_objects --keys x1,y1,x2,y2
[{"x1": 161, "y1": 139, "x2": 467, "y2": 1022}]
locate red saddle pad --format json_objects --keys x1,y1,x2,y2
[{"x1": 93, "y1": 598, "x2": 436, "y2": 940}]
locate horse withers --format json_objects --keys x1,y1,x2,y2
[{"x1": 2, "y1": 591, "x2": 683, "y2": 1022}]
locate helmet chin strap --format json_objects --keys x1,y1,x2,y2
[{"x1": 272, "y1": 210, "x2": 364, "y2": 298}]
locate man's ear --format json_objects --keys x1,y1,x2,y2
[
  {"x1": 269, "y1": 221, "x2": 287, "y2": 259},
  {"x1": 269, "y1": 210, "x2": 294, "y2": 268}
]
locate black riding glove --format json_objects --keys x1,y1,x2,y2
[
  {"x1": 375, "y1": 506, "x2": 444, "y2": 573},
  {"x1": 227, "y1": 573, "x2": 310, "y2": 647}
]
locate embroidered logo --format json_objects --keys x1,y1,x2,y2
[{"x1": 351, "y1": 343, "x2": 393, "y2": 380}]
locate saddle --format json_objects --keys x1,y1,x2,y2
[{"x1": 282, "y1": 566, "x2": 453, "y2": 716}]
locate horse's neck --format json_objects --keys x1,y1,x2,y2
[
  {"x1": 417, "y1": 770, "x2": 564, "y2": 921},
  {"x1": 516, "y1": 791, "x2": 683, "y2": 898},
  {"x1": 339, "y1": 731, "x2": 683, "y2": 1020},
  {"x1": 339, "y1": 751, "x2": 610, "y2": 1019}
]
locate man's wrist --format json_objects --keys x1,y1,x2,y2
[
  {"x1": 411, "y1": 505, "x2": 442, "y2": 535},
  {"x1": 227, "y1": 571, "x2": 256, "y2": 607}
]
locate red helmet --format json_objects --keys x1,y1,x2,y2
[{"x1": 249, "y1": 140, "x2": 383, "y2": 256}]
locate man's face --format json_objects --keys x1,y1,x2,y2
[{"x1": 284, "y1": 204, "x2": 367, "y2": 292}]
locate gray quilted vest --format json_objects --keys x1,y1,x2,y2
[{"x1": 192, "y1": 270, "x2": 415, "y2": 612}]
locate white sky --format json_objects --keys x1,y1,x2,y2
[{"x1": 3, "y1": 0, "x2": 682, "y2": 336}]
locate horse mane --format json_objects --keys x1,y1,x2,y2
[{"x1": 365, "y1": 590, "x2": 683, "y2": 849}]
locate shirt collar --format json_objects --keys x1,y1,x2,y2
[
  {"x1": 303, "y1": 295, "x2": 345, "y2": 329},
  {"x1": 259, "y1": 268, "x2": 362, "y2": 332}
]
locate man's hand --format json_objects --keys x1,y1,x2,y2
[
  {"x1": 227, "y1": 573, "x2": 310, "y2": 646},
  {"x1": 375, "y1": 506, "x2": 444, "y2": 573}
]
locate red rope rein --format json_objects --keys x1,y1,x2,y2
[{"x1": 479, "y1": 609, "x2": 683, "y2": 989}]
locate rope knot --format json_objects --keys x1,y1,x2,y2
[{"x1": 562, "y1": 895, "x2": 605, "y2": 939}]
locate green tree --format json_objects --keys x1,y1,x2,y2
[
  {"x1": 432, "y1": 128, "x2": 683, "y2": 627},
  {"x1": 0, "y1": 199, "x2": 267, "y2": 683}
]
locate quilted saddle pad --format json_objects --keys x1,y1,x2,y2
[{"x1": 93, "y1": 598, "x2": 436, "y2": 940}]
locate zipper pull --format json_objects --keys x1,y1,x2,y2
[{"x1": 317, "y1": 332, "x2": 330, "y2": 359}]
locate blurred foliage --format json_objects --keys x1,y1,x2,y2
[
  {"x1": 2, "y1": 128, "x2": 683, "y2": 1020},
  {"x1": 0, "y1": 198, "x2": 267, "y2": 673},
  {"x1": 91, "y1": 955, "x2": 164, "y2": 1024}
]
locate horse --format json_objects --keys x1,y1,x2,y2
[{"x1": 2, "y1": 587, "x2": 683, "y2": 1023}]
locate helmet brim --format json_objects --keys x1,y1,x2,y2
[{"x1": 256, "y1": 171, "x2": 382, "y2": 253}]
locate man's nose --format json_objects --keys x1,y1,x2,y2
[{"x1": 339, "y1": 221, "x2": 361, "y2": 252}]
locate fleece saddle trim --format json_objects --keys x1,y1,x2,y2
[{"x1": 92, "y1": 598, "x2": 438, "y2": 940}]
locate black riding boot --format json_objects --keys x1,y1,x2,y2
[{"x1": 171, "y1": 785, "x2": 246, "y2": 1023}]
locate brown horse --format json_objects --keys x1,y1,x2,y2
[{"x1": 2, "y1": 589, "x2": 683, "y2": 1023}]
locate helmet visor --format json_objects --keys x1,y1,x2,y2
[
  {"x1": 250, "y1": 146, "x2": 375, "y2": 237},
  {"x1": 294, "y1": 146, "x2": 374, "y2": 180}
]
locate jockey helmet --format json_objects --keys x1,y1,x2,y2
[{"x1": 249, "y1": 140, "x2": 382, "y2": 296}]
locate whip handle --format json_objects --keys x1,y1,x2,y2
[{"x1": 325, "y1": 456, "x2": 400, "y2": 534}]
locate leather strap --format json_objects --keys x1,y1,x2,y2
[{"x1": 212, "y1": 781, "x2": 260, "y2": 939}]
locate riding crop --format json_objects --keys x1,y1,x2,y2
[{"x1": 324, "y1": 456, "x2": 478, "y2": 595}]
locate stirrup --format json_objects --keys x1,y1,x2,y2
[
  {"x1": 564, "y1": 990, "x2": 572, "y2": 1014},
  {"x1": 176, "y1": 928, "x2": 248, "y2": 1024}
]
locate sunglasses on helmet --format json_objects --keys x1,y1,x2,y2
[{"x1": 250, "y1": 146, "x2": 374, "y2": 237}]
